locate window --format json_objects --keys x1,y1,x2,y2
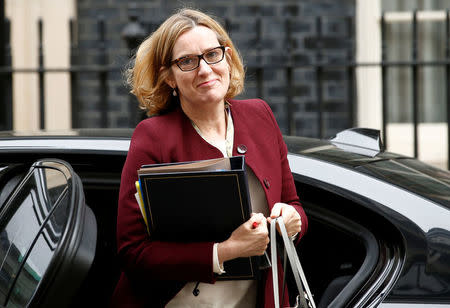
[
  {"x1": 382, "y1": 0, "x2": 450, "y2": 123},
  {"x1": 356, "y1": 0, "x2": 449, "y2": 167},
  {"x1": 0, "y1": 166, "x2": 69, "y2": 307}
]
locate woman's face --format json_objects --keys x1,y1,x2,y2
[{"x1": 166, "y1": 26, "x2": 231, "y2": 110}]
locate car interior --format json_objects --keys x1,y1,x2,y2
[
  {"x1": 0, "y1": 153, "x2": 405, "y2": 307},
  {"x1": 293, "y1": 176, "x2": 405, "y2": 307}
]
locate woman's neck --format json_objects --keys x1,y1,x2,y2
[{"x1": 182, "y1": 101, "x2": 227, "y2": 142}]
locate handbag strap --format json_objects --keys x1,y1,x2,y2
[
  {"x1": 270, "y1": 218, "x2": 316, "y2": 308},
  {"x1": 270, "y1": 219, "x2": 281, "y2": 308},
  {"x1": 270, "y1": 218, "x2": 306, "y2": 308}
]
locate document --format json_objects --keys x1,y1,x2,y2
[{"x1": 137, "y1": 156, "x2": 258, "y2": 280}]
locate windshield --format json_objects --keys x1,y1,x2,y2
[{"x1": 358, "y1": 158, "x2": 450, "y2": 209}]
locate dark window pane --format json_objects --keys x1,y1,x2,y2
[
  {"x1": 6, "y1": 235, "x2": 50, "y2": 308},
  {"x1": 41, "y1": 193, "x2": 70, "y2": 251},
  {"x1": 0, "y1": 167, "x2": 68, "y2": 306},
  {"x1": 32, "y1": 168, "x2": 67, "y2": 220},
  {"x1": 0, "y1": 183, "x2": 43, "y2": 304},
  {"x1": 6, "y1": 192, "x2": 69, "y2": 307}
]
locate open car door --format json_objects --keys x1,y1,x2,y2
[{"x1": 0, "y1": 159, "x2": 97, "y2": 307}]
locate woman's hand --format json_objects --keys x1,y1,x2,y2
[
  {"x1": 217, "y1": 213, "x2": 269, "y2": 264},
  {"x1": 267, "y1": 202, "x2": 301, "y2": 237}
]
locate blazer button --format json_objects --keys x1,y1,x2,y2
[
  {"x1": 237, "y1": 144, "x2": 247, "y2": 154},
  {"x1": 263, "y1": 178, "x2": 270, "y2": 189}
]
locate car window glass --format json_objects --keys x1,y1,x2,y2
[
  {"x1": 397, "y1": 158, "x2": 450, "y2": 186},
  {"x1": 285, "y1": 136, "x2": 400, "y2": 167},
  {"x1": 0, "y1": 167, "x2": 68, "y2": 306},
  {"x1": 33, "y1": 167, "x2": 67, "y2": 215},
  {"x1": 0, "y1": 175, "x2": 24, "y2": 210},
  {"x1": 7, "y1": 193, "x2": 70, "y2": 307},
  {"x1": 360, "y1": 159, "x2": 450, "y2": 208},
  {"x1": 6, "y1": 234, "x2": 51, "y2": 308},
  {"x1": 0, "y1": 166, "x2": 7, "y2": 175},
  {"x1": 0, "y1": 165, "x2": 28, "y2": 209},
  {"x1": 40, "y1": 162, "x2": 72, "y2": 183},
  {"x1": 41, "y1": 191, "x2": 70, "y2": 250}
]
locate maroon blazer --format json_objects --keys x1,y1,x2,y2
[{"x1": 111, "y1": 99, "x2": 308, "y2": 307}]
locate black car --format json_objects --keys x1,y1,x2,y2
[{"x1": 0, "y1": 128, "x2": 448, "y2": 308}]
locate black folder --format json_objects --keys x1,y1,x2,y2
[{"x1": 137, "y1": 156, "x2": 257, "y2": 280}]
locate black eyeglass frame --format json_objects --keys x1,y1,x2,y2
[{"x1": 171, "y1": 46, "x2": 226, "y2": 72}]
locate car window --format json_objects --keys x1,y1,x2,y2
[
  {"x1": 358, "y1": 159, "x2": 450, "y2": 209},
  {"x1": 0, "y1": 165, "x2": 27, "y2": 210},
  {"x1": 397, "y1": 158, "x2": 450, "y2": 186},
  {"x1": 7, "y1": 193, "x2": 70, "y2": 307},
  {"x1": 0, "y1": 166, "x2": 7, "y2": 174},
  {"x1": 0, "y1": 166, "x2": 69, "y2": 307}
]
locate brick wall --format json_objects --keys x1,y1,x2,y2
[{"x1": 76, "y1": 0, "x2": 355, "y2": 138}]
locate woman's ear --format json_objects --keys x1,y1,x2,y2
[
  {"x1": 225, "y1": 47, "x2": 233, "y2": 71},
  {"x1": 225, "y1": 46, "x2": 232, "y2": 57},
  {"x1": 160, "y1": 66, "x2": 176, "y2": 89}
]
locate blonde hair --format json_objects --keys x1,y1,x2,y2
[{"x1": 126, "y1": 8, "x2": 245, "y2": 116}]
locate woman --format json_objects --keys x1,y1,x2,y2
[{"x1": 112, "y1": 8, "x2": 308, "y2": 308}]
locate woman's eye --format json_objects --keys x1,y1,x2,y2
[
  {"x1": 180, "y1": 57, "x2": 195, "y2": 66},
  {"x1": 205, "y1": 51, "x2": 218, "y2": 60}
]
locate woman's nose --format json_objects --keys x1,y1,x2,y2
[{"x1": 197, "y1": 58, "x2": 213, "y2": 74}]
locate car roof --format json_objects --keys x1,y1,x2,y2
[
  {"x1": 0, "y1": 129, "x2": 133, "y2": 155},
  {"x1": 284, "y1": 135, "x2": 406, "y2": 168},
  {"x1": 285, "y1": 135, "x2": 450, "y2": 210},
  {"x1": 0, "y1": 128, "x2": 134, "y2": 138}
]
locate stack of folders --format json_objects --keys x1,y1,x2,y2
[{"x1": 135, "y1": 156, "x2": 259, "y2": 280}]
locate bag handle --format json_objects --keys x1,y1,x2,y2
[{"x1": 270, "y1": 218, "x2": 316, "y2": 308}]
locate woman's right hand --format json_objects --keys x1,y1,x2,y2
[{"x1": 217, "y1": 213, "x2": 269, "y2": 264}]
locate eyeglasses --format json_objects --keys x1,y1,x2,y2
[{"x1": 171, "y1": 46, "x2": 226, "y2": 72}]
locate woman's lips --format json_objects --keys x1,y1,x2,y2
[{"x1": 197, "y1": 79, "x2": 217, "y2": 88}]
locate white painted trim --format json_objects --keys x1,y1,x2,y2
[
  {"x1": 355, "y1": 3, "x2": 448, "y2": 170},
  {"x1": 355, "y1": 0, "x2": 383, "y2": 130},
  {"x1": 6, "y1": 0, "x2": 40, "y2": 131},
  {"x1": 383, "y1": 10, "x2": 449, "y2": 23},
  {"x1": 387, "y1": 123, "x2": 448, "y2": 169},
  {"x1": 5, "y1": 0, "x2": 75, "y2": 131}
]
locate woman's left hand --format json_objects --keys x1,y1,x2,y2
[{"x1": 267, "y1": 202, "x2": 301, "y2": 237}]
